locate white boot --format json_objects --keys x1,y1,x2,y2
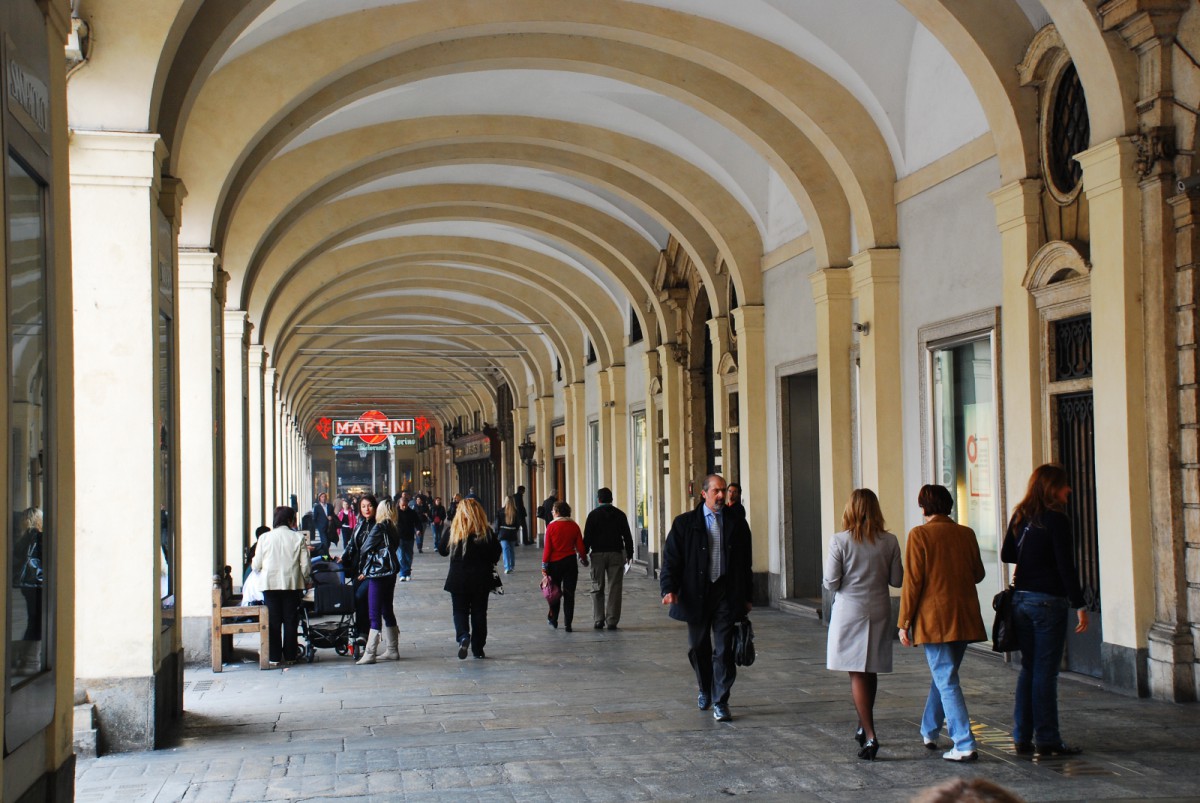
[
  {"x1": 356, "y1": 629, "x2": 381, "y2": 665},
  {"x1": 382, "y1": 626, "x2": 400, "y2": 660}
]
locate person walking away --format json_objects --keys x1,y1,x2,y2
[
  {"x1": 394, "y1": 493, "x2": 421, "y2": 581},
  {"x1": 354, "y1": 498, "x2": 401, "y2": 664},
  {"x1": 514, "y1": 485, "x2": 530, "y2": 545},
  {"x1": 1002, "y1": 464, "x2": 1088, "y2": 757},
  {"x1": 659, "y1": 474, "x2": 753, "y2": 723},
  {"x1": 538, "y1": 489, "x2": 558, "y2": 542},
  {"x1": 542, "y1": 500, "x2": 588, "y2": 631},
  {"x1": 583, "y1": 487, "x2": 635, "y2": 630},
  {"x1": 496, "y1": 496, "x2": 520, "y2": 573},
  {"x1": 898, "y1": 484, "x2": 987, "y2": 762},
  {"x1": 252, "y1": 506, "x2": 312, "y2": 666},
  {"x1": 437, "y1": 498, "x2": 501, "y2": 658},
  {"x1": 823, "y1": 489, "x2": 903, "y2": 760},
  {"x1": 431, "y1": 496, "x2": 447, "y2": 545}
]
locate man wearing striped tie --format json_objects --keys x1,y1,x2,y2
[{"x1": 660, "y1": 474, "x2": 754, "y2": 722}]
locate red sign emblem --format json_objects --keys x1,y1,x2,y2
[
  {"x1": 415, "y1": 415, "x2": 431, "y2": 438},
  {"x1": 315, "y1": 417, "x2": 332, "y2": 440},
  {"x1": 334, "y1": 411, "x2": 415, "y2": 445}
]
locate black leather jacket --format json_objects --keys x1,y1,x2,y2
[{"x1": 343, "y1": 518, "x2": 399, "y2": 579}]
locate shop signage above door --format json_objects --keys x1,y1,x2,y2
[
  {"x1": 324, "y1": 410, "x2": 416, "y2": 445},
  {"x1": 453, "y1": 433, "x2": 493, "y2": 463}
]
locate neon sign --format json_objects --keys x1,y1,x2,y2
[{"x1": 333, "y1": 410, "x2": 415, "y2": 445}]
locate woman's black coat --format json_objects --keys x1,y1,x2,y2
[{"x1": 438, "y1": 528, "x2": 501, "y2": 594}]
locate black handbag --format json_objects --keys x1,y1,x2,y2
[
  {"x1": 16, "y1": 534, "x2": 44, "y2": 589},
  {"x1": 733, "y1": 617, "x2": 755, "y2": 667},
  {"x1": 991, "y1": 523, "x2": 1029, "y2": 653},
  {"x1": 490, "y1": 570, "x2": 504, "y2": 595}
]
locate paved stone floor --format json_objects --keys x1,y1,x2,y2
[{"x1": 77, "y1": 543, "x2": 1199, "y2": 802}]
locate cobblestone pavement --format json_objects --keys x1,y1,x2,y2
[{"x1": 76, "y1": 543, "x2": 1200, "y2": 802}]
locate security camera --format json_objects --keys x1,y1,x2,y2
[{"x1": 1177, "y1": 174, "x2": 1200, "y2": 194}]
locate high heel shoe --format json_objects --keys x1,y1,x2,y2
[
  {"x1": 857, "y1": 738, "x2": 880, "y2": 761},
  {"x1": 854, "y1": 727, "x2": 866, "y2": 747}
]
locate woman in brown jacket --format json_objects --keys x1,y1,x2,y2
[{"x1": 897, "y1": 484, "x2": 987, "y2": 762}]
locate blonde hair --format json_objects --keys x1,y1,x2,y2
[
  {"x1": 449, "y1": 498, "x2": 491, "y2": 552},
  {"x1": 503, "y1": 496, "x2": 517, "y2": 526},
  {"x1": 840, "y1": 488, "x2": 886, "y2": 544},
  {"x1": 22, "y1": 507, "x2": 42, "y2": 532},
  {"x1": 375, "y1": 498, "x2": 398, "y2": 526}
]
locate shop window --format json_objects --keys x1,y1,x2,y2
[
  {"x1": 632, "y1": 410, "x2": 647, "y2": 553},
  {"x1": 7, "y1": 154, "x2": 48, "y2": 681}
]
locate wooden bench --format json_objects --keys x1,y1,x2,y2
[{"x1": 211, "y1": 572, "x2": 269, "y2": 672}]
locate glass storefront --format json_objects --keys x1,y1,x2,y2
[
  {"x1": 7, "y1": 153, "x2": 48, "y2": 682},
  {"x1": 931, "y1": 336, "x2": 1001, "y2": 621},
  {"x1": 631, "y1": 411, "x2": 647, "y2": 554}
]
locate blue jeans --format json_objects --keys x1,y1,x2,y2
[
  {"x1": 397, "y1": 539, "x2": 414, "y2": 578},
  {"x1": 1012, "y1": 591, "x2": 1069, "y2": 746},
  {"x1": 921, "y1": 641, "x2": 976, "y2": 752},
  {"x1": 500, "y1": 540, "x2": 515, "y2": 572}
]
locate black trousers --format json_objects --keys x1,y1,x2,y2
[
  {"x1": 686, "y1": 579, "x2": 737, "y2": 705},
  {"x1": 546, "y1": 557, "x2": 579, "y2": 627},
  {"x1": 262, "y1": 589, "x2": 302, "y2": 662},
  {"x1": 451, "y1": 589, "x2": 490, "y2": 654}
]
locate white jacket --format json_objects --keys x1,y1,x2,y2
[{"x1": 251, "y1": 526, "x2": 311, "y2": 591}]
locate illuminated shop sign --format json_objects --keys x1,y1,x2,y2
[
  {"x1": 332, "y1": 410, "x2": 414, "y2": 445},
  {"x1": 453, "y1": 434, "x2": 492, "y2": 463}
]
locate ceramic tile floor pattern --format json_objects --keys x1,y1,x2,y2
[{"x1": 76, "y1": 544, "x2": 1200, "y2": 802}]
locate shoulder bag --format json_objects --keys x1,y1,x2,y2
[
  {"x1": 991, "y1": 522, "x2": 1029, "y2": 653},
  {"x1": 733, "y1": 616, "x2": 756, "y2": 667}
]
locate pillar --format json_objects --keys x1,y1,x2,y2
[
  {"x1": 533, "y1": 395, "x2": 553, "y2": 538},
  {"x1": 643, "y1": 349, "x2": 664, "y2": 563},
  {"x1": 849, "y1": 251, "x2": 904, "y2": 529},
  {"x1": 657, "y1": 343, "x2": 690, "y2": 521},
  {"x1": 512, "y1": 404, "x2": 529, "y2": 494},
  {"x1": 731, "y1": 308, "x2": 769, "y2": 588},
  {"x1": 246, "y1": 345, "x2": 265, "y2": 529},
  {"x1": 222, "y1": 309, "x2": 248, "y2": 584},
  {"x1": 565, "y1": 381, "x2": 586, "y2": 508},
  {"x1": 263, "y1": 367, "x2": 277, "y2": 515},
  {"x1": 601, "y1": 366, "x2": 629, "y2": 507},
  {"x1": 810, "y1": 269, "x2": 855, "y2": 549},
  {"x1": 1077, "y1": 136, "x2": 1154, "y2": 693},
  {"x1": 70, "y1": 130, "x2": 174, "y2": 750},
  {"x1": 989, "y1": 179, "x2": 1045, "y2": 503},
  {"x1": 177, "y1": 249, "x2": 219, "y2": 663}
]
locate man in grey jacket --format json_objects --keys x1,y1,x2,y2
[{"x1": 583, "y1": 488, "x2": 634, "y2": 630}]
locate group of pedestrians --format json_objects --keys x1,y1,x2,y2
[{"x1": 823, "y1": 464, "x2": 1088, "y2": 763}]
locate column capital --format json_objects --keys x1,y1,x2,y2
[
  {"x1": 731, "y1": 305, "x2": 764, "y2": 335},
  {"x1": 223, "y1": 309, "x2": 248, "y2": 339},
  {"x1": 1077, "y1": 137, "x2": 1140, "y2": 199},
  {"x1": 263, "y1": 367, "x2": 276, "y2": 388},
  {"x1": 69, "y1": 130, "x2": 165, "y2": 189},
  {"x1": 178, "y1": 249, "x2": 218, "y2": 290},
  {"x1": 158, "y1": 176, "x2": 187, "y2": 224},
  {"x1": 706, "y1": 315, "x2": 729, "y2": 348},
  {"x1": 849, "y1": 249, "x2": 901, "y2": 288},
  {"x1": 247, "y1": 344, "x2": 265, "y2": 369},
  {"x1": 810, "y1": 267, "x2": 853, "y2": 304},
  {"x1": 989, "y1": 178, "x2": 1044, "y2": 231}
]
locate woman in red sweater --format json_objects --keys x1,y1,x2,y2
[{"x1": 542, "y1": 500, "x2": 588, "y2": 631}]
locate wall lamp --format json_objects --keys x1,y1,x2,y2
[
  {"x1": 852, "y1": 321, "x2": 870, "y2": 335},
  {"x1": 518, "y1": 436, "x2": 538, "y2": 468}
]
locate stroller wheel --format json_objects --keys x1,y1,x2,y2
[
  {"x1": 306, "y1": 645, "x2": 316, "y2": 663},
  {"x1": 335, "y1": 643, "x2": 348, "y2": 657}
]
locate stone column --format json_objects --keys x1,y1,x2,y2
[
  {"x1": 989, "y1": 179, "x2": 1045, "y2": 503},
  {"x1": 849, "y1": 251, "x2": 904, "y2": 527},
  {"x1": 1077, "y1": 137, "x2": 1154, "y2": 693},
  {"x1": 643, "y1": 349, "x2": 664, "y2": 563},
  {"x1": 565, "y1": 381, "x2": 587, "y2": 507},
  {"x1": 707, "y1": 317, "x2": 730, "y2": 476},
  {"x1": 533, "y1": 395, "x2": 553, "y2": 539},
  {"x1": 246, "y1": 345, "x2": 265, "y2": 531},
  {"x1": 222, "y1": 309, "x2": 249, "y2": 583},
  {"x1": 70, "y1": 130, "x2": 169, "y2": 750},
  {"x1": 263, "y1": 367, "x2": 277, "y2": 513},
  {"x1": 177, "y1": 249, "x2": 219, "y2": 662},
  {"x1": 512, "y1": 404, "x2": 529, "y2": 493},
  {"x1": 732, "y1": 307, "x2": 768, "y2": 582},
  {"x1": 602, "y1": 366, "x2": 629, "y2": 507},
  {"x1": 657, "y1": 343, "x2": 690, "y2": 521},
  {"x1": 810, "y1": 269, "x2": 855, "y2": 543}
]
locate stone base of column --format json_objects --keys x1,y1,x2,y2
[
  {"x1": 1102, "y1": 642, "x2": 1149, "y2": 698},
  {"x1": 78, "y1": 650, "x2": 183, "y2": 753},
  {"x1": 1146, "y1": 623, "x2": 1197, "y2": 702},
  {"x1": 751, "y1": 571, "x2": 770, "y2": 608},
  {"x1": 182, "y1": 616, "x2": 212, "y2": 666},
  {"x1": 18, "y1": 754, "x2": 74, "y2": 802}
]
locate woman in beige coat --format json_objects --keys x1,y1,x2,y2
[
  {"x1": 252, "y1": 506, "x2": 312, "y2": 666},
  {"x1": 897, "y1": 484, "x2": 987, "y2": 762},
  {"x1": 823, "y1": 489, "x2": 903, "y2": 761}
]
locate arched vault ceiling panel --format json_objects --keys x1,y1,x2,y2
[
  {"x1": 175, "y1": 5, "x2": 900, "y2": 270},
  {"x1": 221, "y1": 119, "x2": 760, "y2": 314},
  {"x1": 334, "y1": 166, "x2": 669, "y2": 248},
  {"x1": 242, "y1": 184, "x2": 667, "y2": 348},
  {"x1": 282, "y1": 70, "x2": 792, "y2": 237}
]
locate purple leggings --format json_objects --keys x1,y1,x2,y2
[{"x1": 367, "y1": 574, "x2": 397, "y2": 630}]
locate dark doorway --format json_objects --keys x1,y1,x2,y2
[
  {"x1": 1056, "y1": 390, "x2": 1101, "y2": 677},
  {"x1": 786, "y1": 372, "x2": 822, "y2": 599},
  {"x1": 554, "y1": 458, "x2": 567, "y2": 507}
]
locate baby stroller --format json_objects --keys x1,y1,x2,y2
[{"x1": 299, "y1": 560, "x2": 359, "y2": 661}]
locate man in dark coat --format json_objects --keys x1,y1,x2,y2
[
  {"x1": 538, "y1": 489, "x2": 558, "y2": 539},
  {"x1": 583, "y1": 487, "x2": 634, "y2": 630},
  {"x1": 312, "y1": 492, "x2": 336, "y2": 544},
  {"x1": 514, "y1": 485, "x2": 530, "y2": 545},
  {"x1": 660, "y1": 474, "x2": 753, "y2": 723}
]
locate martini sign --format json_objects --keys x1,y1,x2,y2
[{"x1": 333, "y1": 410, "x2": 415, "y2": 445}]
